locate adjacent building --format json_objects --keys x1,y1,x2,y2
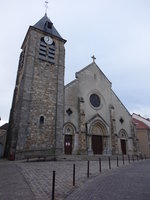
[
  {"x1": 132, "y1": 113, "x2": 150, "y2": 158},
  {"x1": 0, "y1": 123, "x2": 8, "y2": 158}
]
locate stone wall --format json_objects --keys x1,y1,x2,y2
[{"x1": 7, "y1": 26, "x2": 65, "y2": 160}]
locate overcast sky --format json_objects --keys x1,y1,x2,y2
[{"x1": 0, "y1": 0, "x2": 150, "y2": 126}]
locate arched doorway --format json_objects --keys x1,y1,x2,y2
[
  {"x1": 90, "y1": 121, "x2": 108, "y2": 155},
  {"x1": 92, "y1": 135, "x2": 103, "y2": 154},
  {"x1": 120, "y1": 139, "x2": 126, "y2": 154},
  {"x1": 64, "y1": 135, "x2": 72, "y2": 155},
  {"x1": 119, "y1": 129, "x2": 128, "y2": 155},
  {"x1": 64, "y1": 124, "x2": 75, "y2": 155}
]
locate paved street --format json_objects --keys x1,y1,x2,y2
[
  {"x1": 0, "y1": 161, "x2": 34, "y2": 200},
  {"x1": 0, "y1": 158, "x2": 149, "y2": 200},
  {"x1": 65, "y1": 160, "x2": 150, "y2": 200}
]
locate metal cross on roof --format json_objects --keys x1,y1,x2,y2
[
  {"x1": 45, "y1": 0, "x2": 49, "y2": 14},
  {"x1": 91, "y1": 55, "x2": 96, "y2": 62}
]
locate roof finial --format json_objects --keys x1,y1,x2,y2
[
  {"x1": 91, "y1": 55, "x2": 96, "y2": 63},
  {"x1": 45, "y1": 0, "x2": 49, "y2": 15}
]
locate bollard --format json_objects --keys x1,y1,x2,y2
[
  {"x1": 137, "y1": 155, "x2": 138, "y2": 162},
  {"x1": 38, "y1": 156, "x2": 41, "y2": 162},
  {"x1": 128, "y1": 155, "x2": 130, "y2": 164},
  {"x1": 140, "y1": 154, "x2": 142, "y2": 161},
  {"x1": 99, "y1": 158, "x2": 101, "y2": 173},
  {"x1": 145, "y1": 154, "x2": 146, "y2": 160},
  {"x1": 87, "y1": 160, "x2": 90, "y2": 178},
  {"x1": 117, "y1": 156, "x2": 119, "y2": 167},
  {"x1": 132, "y1": 155, "x2": 134, "y2": 163},
  {"x1": 44, "y1": 156, "x2": 46, "y2": 161},
  {"x1": 52, "y1": 171, "x2": 55, "y2": 200},
  {"x1": 73, "y1": 164, "x2": 75, "y2": 186},
  {"x1": 141, "y1": 155, "x2": 143, "y2": 161},
  {"x1": 108, "y1": 157, "x2": 111, "y2": 169},
  {"x1": 122, "y1": 154, "x2": 124, "y2": 165}
]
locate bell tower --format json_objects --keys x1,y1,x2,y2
[{"x1": 6, "y1": 14, "x2": 66, "y2": 160}]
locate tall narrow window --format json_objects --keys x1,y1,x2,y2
[
  {"x1": 39, "y1": 116, "x2": 44, "y2": 125},
  {"x1": 48, "y1": 43, "x2": 55, "y2": 63},
  {"x1": 39, "y1": 37, "x2": 55, "y2": 64},
  {"x1": 39, "y1": 38, "x2": 47, "y2": 58}
]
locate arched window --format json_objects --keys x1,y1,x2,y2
[{"x1": 39, "y1": 116, "x2": 44, "y2": 125}]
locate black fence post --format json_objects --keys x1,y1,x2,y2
[
  {"x1": 99, "y1": 158, "x2": 101, "y2": 173},
  {"x1": 141, "y1": 155, "x2": 143, "y2": 161},
  {"x1": 117, "y1": 156, "x2": 119, "y2": 167},
  {"x1": 122, "y1": 154, "x2": 124, "y2": 165},
  {"x1": 109, "y1": 157, "x2": 111, "y2": 169},
  {"x1": 73, "y1": 164, "x2": 75, "y2": 186},
  {"x1": 132, "y1": 155, "x2": 134, "y2": 163},
  {"x1": 52, "y1": 171, "x2": 55, "y2": 200},
  {"x1": 87, "y1": 160, "x2": 90, "y2": 178},
  {"x1": 128, "y1": 155, "x2": 130, "y2": 164}
]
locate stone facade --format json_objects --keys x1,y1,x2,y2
[
  {"x1": 6, "y1": 15, "x2": 66, "y2": 160},
  {"x1": 64, "y1": 63, "x2": 137, "y2": 155},
  {"x1": 6, "y1": 14, "x2": 137, "y2": 160}
]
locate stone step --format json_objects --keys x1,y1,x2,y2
[{"x1": 56, "y1": 154, "x2": 132, "y2": 161}]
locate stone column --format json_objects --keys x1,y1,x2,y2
[
  {"x1": 87, "y1": 135, "x2": 93, "y2": 155},
  {"x1": 107, "y1": 136, "x2": 112, "y2": 155},
  {"x1": 109, "y1": 106, "x2": 117, "y2": 155},
  {"x1": 103, "y1": 136, "x2": 107, "y2": 155},
  {"x1": 73, "y1": 133, "x2": 79, "y2": 154},
  {"x1": 78, "y1": 97, "x2": 87, "y2": 154}
]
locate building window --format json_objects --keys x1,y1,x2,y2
[
  {"x1": 120, "y1": 117, "x2": 124, "y2": 124},
  {"x1": 48, "y1": 44, "x2": 55, "y2": 63},
  {"x1": 66, "y1": 108, "x2": 73, "y2": 116},
  {"x1": 45, "y1": 21, "x2": 53, "y2": 29},
  {"x1": 90, "y1": 94, "x2": 100, "y2": 108},
  {"x1": 39, "y1": 37, "x2": 47, "y2": 57},
  {"x1": 39, "y1": 116, "x2": 44, "y2": 125},
  {"x1": 39, "y1": 37, "x2": 55, "y2": 64}
]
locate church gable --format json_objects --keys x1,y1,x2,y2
[{"x1": 76, "y1": 62, "x2": 111, "y2": 89}]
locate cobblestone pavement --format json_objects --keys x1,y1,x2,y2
[
  {"x1": 0, "y1": 157, "x2": 147, "y2": 200},
  {"x1": 0, "y1": 161, "x2": 34, "y2": 200},
  {"x1": 65, "y1": 160, "x2": 150, "y2": 200}
]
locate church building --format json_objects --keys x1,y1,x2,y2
[{"x1": 6, "y1": 13, "x2": 137, "y2": 160}]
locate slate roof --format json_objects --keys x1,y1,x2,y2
[
  {"x1": 0, "y1": 123, "x2": 9, "y2": 130},
  {"x1": 33, "y1": 14, "x2": 63, "y2": 39}
]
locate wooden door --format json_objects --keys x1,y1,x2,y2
[
  {"x1": 121, "y1": 140, "x2": 126, "y2": 155},
  {"x1": 92, "y1": 135, "x2": 103, "y2": 154},
  {"x1": 64, "y1": 135, "x2": 72, "y2": 155}
]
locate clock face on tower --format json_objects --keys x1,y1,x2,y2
[{"x1": 44, "y1": 36, "x2": 53, "y2": 45}]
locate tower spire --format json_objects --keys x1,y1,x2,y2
[{"x1": 45, "y1": 0, "x2": 49, "y2": 15}]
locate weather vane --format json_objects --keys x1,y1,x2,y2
[{"x1": 45, "y1": 0, "x2": 49, "y2": 15}]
